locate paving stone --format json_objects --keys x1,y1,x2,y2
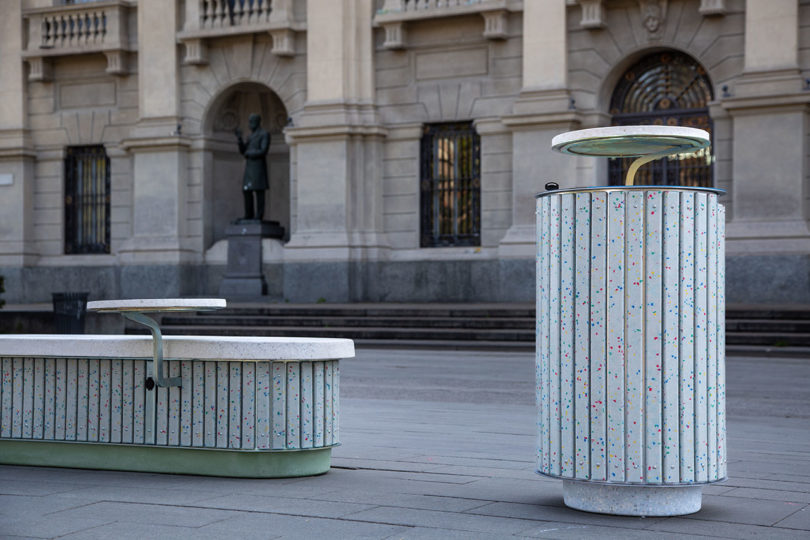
[
  {"x1": 196, "y1": 492, "x2": 378, "y2": 518},
  {"x1": 465, "y1": 501, "x2": 665, "y2": 530},
  {"x1": 47, "y1": 501, "x2": 240, "y2": 528},
  {"x1": 720, "y1": 487, "x2": 810, "y2": 503},
  {"x1": 382, "y1": 526, "x2": 525, "y2": 539},
  {"x1": 345, "y1": 506, "x2": 541, "y2": 535},
  {"x1": 684, "y1": 494, "x2": 806, "y2": 526},
  {"x1": 198, "y1": 513, "x2": 409, "y2": 539},
  {"x1": 0, "y1": 515, "x2": 115, "y2": 539},
  {"x1": 58, "y1": 522, "x2": 251, "y2": 540},
  {"x1": 518, "y1": 522, "x2": 686, "y2": 539},
  {"x1": 647, "y1": 517, "x2": 810, "y2": 539},
  {"x1": 774, "y1": 505, "x2": 810, "y2": 530}
]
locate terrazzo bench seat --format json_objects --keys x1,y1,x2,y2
[{"x1": 0, "y1": 334, "x2": 353, "y2": 477}]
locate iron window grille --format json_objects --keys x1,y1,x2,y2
[
  {"x1": 608, "y1": 51, "x2": 715, "y2": 187},
  {"x1": 64, "y1": 145, "x2": 110, "y2": 254},
  {"x1": 420, "y1": 122, "x2": 481, "y2": 247}
]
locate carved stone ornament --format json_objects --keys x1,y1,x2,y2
[{"x1": 638, "y1": 0, "x2": 668, "y2": 34}]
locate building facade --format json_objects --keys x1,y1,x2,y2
[{"x1": 1, "y1": 0, "x2": 808, "y2": 304}]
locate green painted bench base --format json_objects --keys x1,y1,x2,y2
[{"x1": 0, "y1": 440, "x2": 333, "y2": 478}]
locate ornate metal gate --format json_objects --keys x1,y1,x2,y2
[{"x1": 608, "y1": 51, "x2": 714, "y2": 187}]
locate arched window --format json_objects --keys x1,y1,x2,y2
[{"x1": 608, "y1": 51, "x2": 714, "y2": 187}]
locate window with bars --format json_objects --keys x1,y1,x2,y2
[
  {"x1": 64, "y1": 146, "x2": 110, "y2": 254},
  {"x1": 608, "y1": 51, "x2": 715, "y2": 187},
  {"x1": 420, "y1": 122, "x2": 481, "y2": 247}
]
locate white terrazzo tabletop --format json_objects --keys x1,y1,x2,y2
[
  {"x1": 0, "y1": 335, "x2": 355, "y2": 361},
  {"x1": 87, "y1": 298, "x2": 227, "y2": 313}
]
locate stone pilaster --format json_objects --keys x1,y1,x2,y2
[
  {"x1": 499, "y1": 0, "x2": 580, "y2": 258},
  {"x1": 283, "y1": 0, "x2": 388, "y2": 302},
  {"x1": 120, "y1": 0, "x2": 195, "y2": 269},
  {"x1": 722, "y1": 0, "x2": 810, "y2": 255},
  {"x1": 0, "y1": 2, "x2": 36, "y2": 268}
]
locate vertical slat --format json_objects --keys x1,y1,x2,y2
[
  {"x1": 574, "y1": 193, "x2": 591, "y2": 479},
  {"x1": 589, "y1": 193, "x2": 607, "y2": 481},
  {"x1": 227, "y1": 363, "x2": 241, "y2": 449},
  {"x1": 122, "y1": 360, "x2": 133, "y2": 444},
  {"x1": 313, "y1": 362, "x2": 325, "y2": 447},
  {"x1": 22, "y1": 358, "x2": 34, "y2": 438},
  {"x1": 242, "y1": 362, "x2": 255, "y2": 449},
  {"x1": 216, "y1": 361, "x2": 229, "y2": 448},
  {"x1": 87, "y1": 359, "x2": 98, "y2": 442},
  {"x1": 694, "y1": 193, "x2": 709, "y2": 483},
  {"x1": 333, "y1": 361, "x2": 340, "y2": 444},
  {"x1": 204, "y1": 361, "x2": 217, "y2": 447},
  {"x1": 625, "y1": 191, "x2": 645, "y2": 483},
  {"x1": 324, "y1": 361, "x2": 334, "y2": 446},
  {"x1": 44, "y1": 359, "x2": 56, "y2": 440},
  {"x1": 228, "y1": 363, "x2": 241, "y2": 448},
  {"x1": 645, "y1": 191, "x2": 664, "y2": 483},
  {"x1": 98, "y1": 359, "x2": 111, "y2": 443},
  {"x1": 286, "y1": 362, "x2": 300, "y2": 449},
  {"x1": 300, "y1": 361, "x2": 313, "y2": 448},
  {"x1": 662, "y1": 191, "x2": 680, "y2": 482},
  {"x1": 55, "y1": 358, "x2": 67, "y2": 440},
  {"x1": 191, "y1": 361, "x2": 205, "y2": 447},
  {"x1": 156, "y1": 375, "x2": 168, "y2": 446},
  {"x1": 256, "y1": 361, "x2": 271, "y2": 449},
  {"x1": 133, "y1": 360, "x2": 145, "y2": 444},
  {"x1": 12, "y1": 358, "x2": 23, "y2": 438},
  {"x1": 33, "y1": 358, "x2": 45, "y2": 439},
  {"x1": 707, "y1": 196, "x2": 718, "y2": 480},
  {"x1": 168, "y1": 361, "x2": 181, "y2": 446},
  {"x1": 606, "y1": 191, "x2": 625, "y2": 482},
  {"x1": 1, "y1": 358, "x2": 12, "y2": 437},
  {"x1": 679, "y1": 192, "x2": 696, "y2": 483},
  {"x1": 560, "y1": 194, "x2": 576, "y2": 477},
  {"x1": 538, "y1": 196, "x2": 550, "y2": 474},
  {"x1": 77, "y1": 359, "x2": 88, "y2": 441},
  {"x1": 548, "y1": 194, "x2": 561, "y2": 476},
  {"x1": 66, "y1": 359, "x2": 78, "y2": 441},
  {"x1": 272, "y1": 362, "x2": 286, "y2": 449},
  {"x1": 717, "y1": 203, "x2": 727, "y2": 479},
  {"x1": 181, "y1": 361, "x2": 193, "y2": 447}
]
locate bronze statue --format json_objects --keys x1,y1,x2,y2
[{"x1": 235, "y1": 113, "x2": 270, "y2": 221}]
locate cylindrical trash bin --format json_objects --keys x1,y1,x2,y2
[
  {"x1": 536, "y1": 185, "x2": 726, "y2": 516},
  {"x1": 52, "y1": 292, "x2": 89, "y2": 334}
]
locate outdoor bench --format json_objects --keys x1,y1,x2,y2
[{"x1": 0, "y1": 333, "x2": 353, "y2": 477}]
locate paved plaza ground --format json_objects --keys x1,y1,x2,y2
[{"x1": 1, "y1": 348, "x2": 808, "y2": 539}]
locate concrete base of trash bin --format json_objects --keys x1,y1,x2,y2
[{"x1": 562, "y1": 479, "x2": 702, "y2": 516}]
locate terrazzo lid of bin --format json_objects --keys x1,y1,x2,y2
[{"x1": 551, "y1": 125, "x2": 710, "y2": 158}]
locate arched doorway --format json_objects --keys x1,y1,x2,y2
[
  {"x1": 203, "y1": 82, "x2": 290, "y2": 247},
  {"x1": 608, "y1": 51, "x2": 714, "y2": 186}
]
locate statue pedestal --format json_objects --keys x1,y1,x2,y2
[{"x1": 219, "y1": 220, "x2": 284, "y2": 298}]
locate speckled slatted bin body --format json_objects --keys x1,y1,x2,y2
[
  {"x1": 0, "y1": 336, "x2": 349, "y2": 451},
  {"x1": 536, "y1": 187, "x2": 726, "y2": 485}
]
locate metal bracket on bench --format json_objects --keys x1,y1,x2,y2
[{"x1": 121, "y1": 312, "x2": 182, "y2": 388}]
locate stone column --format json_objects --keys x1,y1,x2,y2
[
  {"x1": 721, "y1": 0, "x2": 810, "y2": 303},
  {"x1": 500, "y1": 0, "x2": 580, "y2": 258},
  {"x1": 284, "y1": 0, "x2": 388, "y2": 302},
  {"x1": 120, "y1": 0, "x2": 195, "y2": 294},
  {"x1": 0, "y1": 2, "x2": 36, "y2": 285}
]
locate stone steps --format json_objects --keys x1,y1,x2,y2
[{"x1": 113, "y1": 303, "x2": 810, "y2": 350}]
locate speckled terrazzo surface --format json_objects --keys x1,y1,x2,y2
[
  {"x1": 0, "y1": 335, "x2": 355, "y2": 361},
  {"x1": 0, "y1": 348, "x2": 807, "y2": 538}
]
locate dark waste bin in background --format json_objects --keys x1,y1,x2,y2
[{"x1": 52, "y1": 292, "x2": 89, "y2": 334}]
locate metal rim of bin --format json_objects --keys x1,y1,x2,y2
[{"x1": 535, "y1": 185, "x2": 726, "y2": 199}]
